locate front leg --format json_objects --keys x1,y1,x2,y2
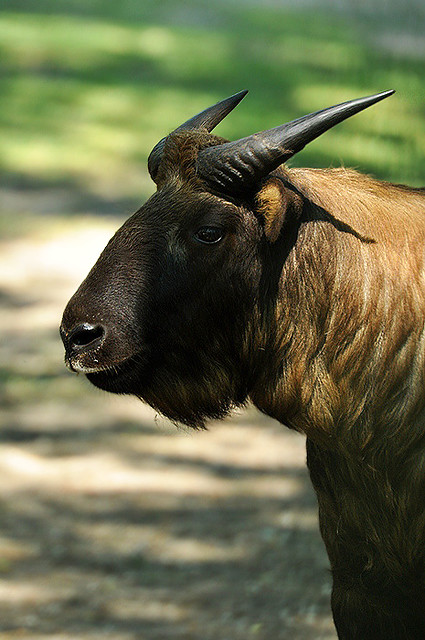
[{"x1": 306, "y1": 438, "x2": 425, "y2": 639}]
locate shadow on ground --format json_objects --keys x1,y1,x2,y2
[
  {"x1": 0, "y1": 222, "x2": 335, "y2": 639},
  {"x1": 0, "y1": 403, "x2": 334, "y2": 640}
]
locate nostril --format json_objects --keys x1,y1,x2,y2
[{"x1": 68, "y1": 323, "x2": 105, "y2": 351}]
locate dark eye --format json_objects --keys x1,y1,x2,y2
[{"x1": 194, "y1": 226, "x2": 224, "y2": 245}]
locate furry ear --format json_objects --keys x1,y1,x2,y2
[{"x1": 256, "y1": 177, "x2": 302, "y2": 242}]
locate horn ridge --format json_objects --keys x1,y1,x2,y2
[
  {"x1": 148, "y1": 90, "x2": 248, "y2": 180},
  {"x1": 265, "y1": 90, "x2": 396, "y2": 157},
  {"x1": 197, "y1": 90, "x2": 395, "y2": 194}
]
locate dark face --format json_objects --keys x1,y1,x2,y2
[
  {"x1": 61, "y1": 180, "x2": 264, "y2": 427},
  {"x1": 61, "y1": 89, "x2": 389, "y2": 427}
]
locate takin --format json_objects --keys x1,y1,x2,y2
[{"x1": 60, "y1": 89, "x2": 425, "y2": 639}]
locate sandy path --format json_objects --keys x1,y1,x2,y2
[{"x1": 0, "y1": 219, "x2": 335, "y2": 639}]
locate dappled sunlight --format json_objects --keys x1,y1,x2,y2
[
  {"x1": 0, "y1": 217, "x2": 334, "y2": 638},
  {"x1": 0, "y1": 218, "x2": 118, "y2": 304},
  {"x1": 0, "y1": 579, "x2": 64, "y2": 606},
  {"x1": 0, "y1": 14, "x2": 150, "y2": 67},
  {"x1": 108, "y1": 598, "x2": 189, "y2": 626},
  {"x1": 1, "y1": 0, "x2": 424, "y2": 205},
  {"x1": 118, "y1": 413, "x2": 309, "y2": 470},
  {"x1": 74, "y1": 519, "x2": 250, "y2": 564},
  {"x1": 271, "y1": 37, "x2": 366, "y2": 74},
  {"x1": 0, "y1": 431, "x2": 304, "y2": 498},
  {"x1": 0, "y1": 535, "x2": 38, "y2": 567},
  {"x1": 277, "y1": 509, "x2": 321, "y2": 532},
  {"x1": 2, "y1": 1, "x2": 424, "y2": 637}
]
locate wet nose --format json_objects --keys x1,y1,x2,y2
[{"x1": 62, "y1": 322, "x2": 106, "y2": 355}]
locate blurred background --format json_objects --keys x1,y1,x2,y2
[{"x1": 0, "y1": 1, "x2": 424, "y2": 638}]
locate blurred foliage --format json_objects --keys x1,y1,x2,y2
[{"x1": 0, "y1": 0, "x2": 424, "y2": 214}]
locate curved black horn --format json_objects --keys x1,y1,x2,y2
[
  {"x1": 148, "y1": 90, "x2": 248, "y2": 179},
  {"x1": 196, "y1": 90, "x2": 395, "y2": 194}
]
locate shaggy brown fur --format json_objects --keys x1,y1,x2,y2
[
  {"x1": 61, "y1": 131, "x2": 425, "y2": 639},
  {"x1": 251, "y1": 167, "x2": 425, "y2": 638}
]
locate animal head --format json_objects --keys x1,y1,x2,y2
[{"x1": 60, "y1": 89, "x2": 393, "y2": 427}]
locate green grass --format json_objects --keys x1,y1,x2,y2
[{"x1": 0, "y1": 0, "x2": 424, "y2": 219}]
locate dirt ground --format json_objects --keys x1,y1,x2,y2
[{"x1": 0, "y1": 218, "x2": 336, "y2": 639}]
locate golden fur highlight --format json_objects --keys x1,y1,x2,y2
[
  {"x1": 250, "y1": 167, "x2": 425, "y2": 636},
  {"x1": 252, "y1": 167, "x2": 425, "y2": 450}
]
